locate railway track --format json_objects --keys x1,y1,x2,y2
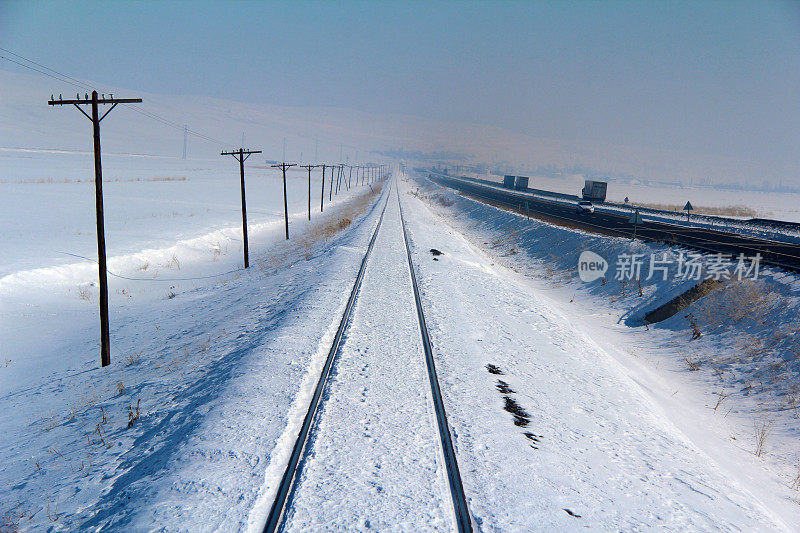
[
  {"x1": 398, "y1": 191, "x2": 472, "y2": 532},
  {"x1": 262, "y1": 181, "x2": 472, "y2": 532},
  {"x1": 428, "y1": 173, "x2": 800, "y2": 273}
]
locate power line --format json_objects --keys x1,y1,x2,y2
[
  {"x1": 1, "y1": 47, "x2": 378, "y2": 158},
  {"x1": 58, "y1": 251, "x2": 244, "y2": 282},
  {"x1": 1, "y1": 47, "x2": 92, "y2": 89},
  {"x1": 0, "y1": 47, "x2": 235, "y2": 148},
  {"x1": 0, "y1": 53, "x2": 88, "y2": 90}
]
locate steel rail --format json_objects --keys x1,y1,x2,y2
[
  {"x1": 262, "y1": 182, "x2": 391, "y2": 533},
  {"x1": 397, "y1": 191, "x2": 474, "y2": 532}
]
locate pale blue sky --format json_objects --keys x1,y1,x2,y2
[{"x1": 2, "y1": 0, "x2": 800, "y2": 183}]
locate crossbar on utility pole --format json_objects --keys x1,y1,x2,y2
[
  {"x1": 271, "y1": 162, "x2": 297, "y2": 239},
  {"x1": 48, "y1": 90, "x2": 142, "y2": 368},
  {"x1": 221, "y1": 148, "x2": 262, "y2": 269},
  {"x1": 300, "y1": 164, "x2": 319, "y2": 221}
]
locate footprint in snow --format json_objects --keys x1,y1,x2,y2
[{"x1": 486, "y1": 363, "x2": 503, "y2": 375}]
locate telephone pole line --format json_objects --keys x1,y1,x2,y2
[
  {"x1": 221, "y1": 148, "x2": 262, "y2": 269},
  {"x1": 271, "y1": 162, "x2": 297, "y2": 239},
  {"x1": 300, "y1": 164, "x2": 319, "y2": 221},
  {"x1": 48, "y1": 90, "x2": 142, "y2": 368}
]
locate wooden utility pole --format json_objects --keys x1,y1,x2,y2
[
  {"x1": 300, "y1": 164, "x2": 318, "y2": 220},
  {"x1": 48, "y1": 90, "x2": 141, "y2": 368},
  {"x1": 341, "y1": 165, "x2": 350, "y2": 191},
  {"x1": 329, "y1": 164, "x2": 334, "y2": 202},
  {"x1": 320, "y1": 164, "x2": 327, "y2": 212},
  {"x1": 272, "y1": 162, "x2": 297, "y2": 239},
  {"x1": 221, "y1": 148, "x2": 262, "y2": 268}
]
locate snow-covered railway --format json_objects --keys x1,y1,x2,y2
[{"x1": 263, "y1": 181, "x2": 471, "y2": 532}]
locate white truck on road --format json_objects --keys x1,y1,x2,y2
[{"x1": 582, "y1": 179, "x2": 607, "y2": 202}]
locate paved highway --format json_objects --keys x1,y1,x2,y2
[{"x1": 426, "y1": 173, "x2": 800, "y2": 273}]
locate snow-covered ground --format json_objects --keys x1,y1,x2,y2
[
  {"x1": 0, "y1": 158, "x2": 370, "y2": 389},
  {"x1": 279, "y1": 192, "x2": 452, "y2": 531},
  {"x1": 3, "y1": 166, "x2": 800, "y2": 530},
  {"x1": 0, "y1": 176, "x2": 388, "y2": 530},
  {"x1": 405, "y1": 172, "x2": 800, "y2": 529},
  {"x1": 0, "y1": 147, "x2": 345, "y2": 276},
  {"x1": 4, "y1": 51, "x2": 800, "y2": 531}
]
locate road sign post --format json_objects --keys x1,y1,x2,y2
[
  {"x1": 629, "y1": 209, "x2": 643, "y2": 240},
  {"x1": 683, "y1": 201, "x2": 694, "y2": 221}
]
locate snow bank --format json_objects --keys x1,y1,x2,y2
[{"x1": 0, "y1": 182, "x2": 386, "y2": 531}]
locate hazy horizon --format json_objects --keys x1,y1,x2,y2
[{"x1": 2, "y1": 0, "x2": 799, "y2": 187}]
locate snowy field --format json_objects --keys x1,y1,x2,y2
[
  {"x1": 0, "y1": 147, "x2": 369, "y2": 388},
  {"x1": 0, "y1": 176, "x2": 387, "y2": 530},
  {"x1": 3, "y1": 68, "x2": 800, "y2": 530},
  {"x1": 0, "y1": 147, "x2": 350, "y2": 276},
  {"x1": 2, "y1": 165, "x2": 800, "y2": 530}
]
